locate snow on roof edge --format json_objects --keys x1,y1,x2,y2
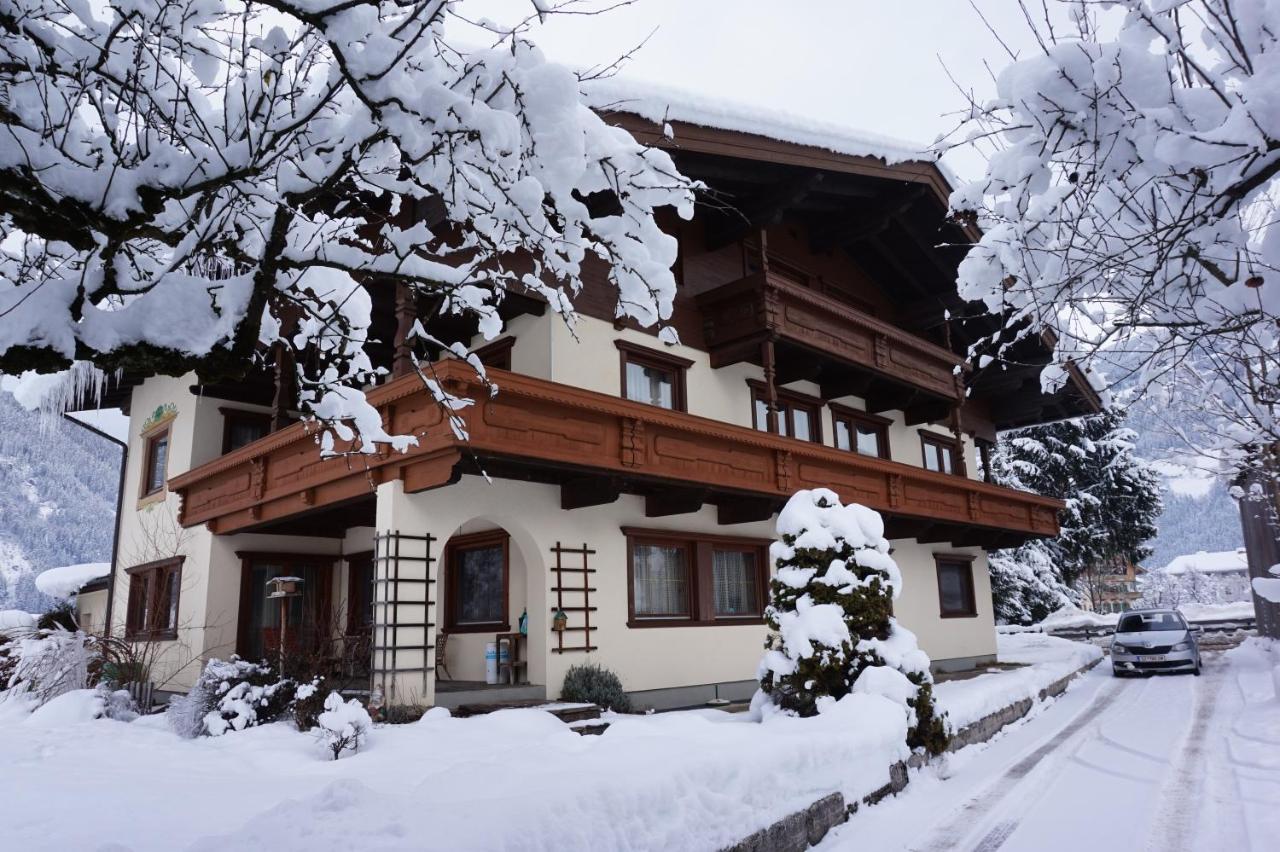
[
  {"x1": 1161, "y1": 548, "x2": 1248, "y2": 575},
  {"x1": 35, "y1": 562, "x2": 112, "y2": 598},
  {"x1": 582, "y1": 76, "x2": 959, "y2": 186}
]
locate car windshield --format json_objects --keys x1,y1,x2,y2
[{"x1": 1116, "y1": 612, "x2": 1185, "y2": 633}]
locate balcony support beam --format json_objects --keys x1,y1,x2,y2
[
  {"x1": 561, "y1": 476, "x2": 623, "y2": 511},
  {"x1": 645, "y1": 489, "x2": 708, "y2": 518}
]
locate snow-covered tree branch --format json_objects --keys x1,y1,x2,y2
[
  {"x1": 0, "y1": 0, "x2": 693, "y2": 447},
  {"x1": 946, "y1": 1, "x2": 1280, "y2": 478}
]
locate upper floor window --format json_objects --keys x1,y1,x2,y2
[
  {"x1": 141, "y1": 426, "x2": 170, "y2": 497},
  {"x1": 832, "y1": 405, "x2": 890, "y2": 459},
  {"x1": 625, "y1": 528, "x2": 768, "y2": 626},
  {"x1": 921, "y1": 433, "x2": 959, "y2": 475},
  {"x1": 617, "y1": 340, "x2": 691, "y2": 411},
  {"x1": 750, "y1": 382, "x2": 822, "y2": 443},
  {"x1": 221, "y1": 408, "x2": 271, "y2": 454},
  {"x1": 475, "y1": 337, "x2": 515, "y2": 372}
]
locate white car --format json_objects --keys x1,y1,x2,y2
[{"x1": 1110, "y1": 609, "x2": 1202, "y2": 677}]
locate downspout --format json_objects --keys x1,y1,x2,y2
[{"x1": 61, "y1": 413, "x2": 128, "y2": 638}]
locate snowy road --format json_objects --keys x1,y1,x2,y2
[{"x1": 820, "y1": 644, "x2": 1280, "y2": 852}]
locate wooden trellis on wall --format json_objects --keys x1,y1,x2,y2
[
  {"x1": 371, "y1": 531, "x2": 436, "y2": 703},
  {"x1": 550, "y1": 541, "x2": 598, "y2": 654}
]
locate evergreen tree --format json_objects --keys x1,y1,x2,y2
[
  {"x1": 990, "y1": 408, "x2": 1163, "y2": 621},
  {"x1": 757, "y1": 489, "x2": 948, "y2": 754}
]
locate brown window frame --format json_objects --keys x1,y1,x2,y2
[
  {"x1": 623, "y1": 527, "x2": 770, "y2": 628},
  {"x1": 234, "y1": 551, "x2": 335, "y2": 659},
  {"x1": 748, "y1": 381, "x2": 823, "y2": 443},
  {"x1": 830, "y1": 403, "x2": 891, "y2": 459},
  {"x1": 139, "y1": 424, "x2": 171, "y2": 498},
  {"x1": 921, "y1": 432, "x2": 960, "y2": 476},
  {"x1": 345, "y1": 551, "x2": 375, "y2": 635},
  {"x1": 124, "y1": 556, "x2": 184, "y2": 640},
  {"x1": 616, "y1": 340, "x2": 692, "y2": 412},
  {"x1": 935, "y1": 554, "x2": 978, "y2": 618},
  {"x1": 474, "y1": 336, "x2": 516, "y2": 372},
  {"x1": 444, "y1": 530, "x2": 511, "y2": 634},
  {"x1": 220, "y1": 407, "x2": 272, "y2": 455}
]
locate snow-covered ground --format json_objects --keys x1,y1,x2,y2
[
  {"x1": 934, "y1": 633, "x2": 1101, "y2": 730},
  {"x1": 819, "y1": 638, "x2": 1280, "y2": 852},
  {"x1": 0, "y1": 634, "x2": 1093, "y2": 852}
]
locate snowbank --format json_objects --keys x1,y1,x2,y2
[
  {"x1": 934, "y1": 634, "x2": 1102, "y2": 731},
  {"x1": 0, "y1": 695, "x2": 912, "y2": 852},
  {"x1": 34, "y1": 562, "x2": 110, "y2": 598},
  {"x1": 0, "y1": 609, "x2": 37, "y2": 632}
]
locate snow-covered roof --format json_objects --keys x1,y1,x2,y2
[
  {"x1": 1161, "y1": 548, "x2": 1248, "y2": 576},
  {"x1": 582, "y1": 76, "x2": 946, "y2": 175},
  {"x1": 35, "y1": 562, "x2": 111, "y2": 598}
]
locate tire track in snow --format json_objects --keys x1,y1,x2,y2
[
  {"x1": 912, "y1": 676, "x2": 1132, "y2": 852},
  {"x1": 1142, "y1": 663, "x2": 1221, "y2": 852}
]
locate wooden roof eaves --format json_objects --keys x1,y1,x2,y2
[{"x1": 608, "y1": 112, "x2": 958, "y2": 217}]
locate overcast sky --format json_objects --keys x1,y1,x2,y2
[{"x1": 458, "y1": 0, "x2": 1069, "y2": 178}]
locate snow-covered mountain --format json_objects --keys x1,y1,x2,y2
[
  {"x1": 1123, "y1": 400, "x2": 1244, "y2": 569},
  {"x1": 0, "y1": 394, "x2": 121, "y2": 611}
]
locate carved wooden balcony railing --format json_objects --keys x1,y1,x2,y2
[
  {"x1": 697, "y1": 271, "x2": 966, "y2": 407},
  {"x1": 169, "y1": 361, "x2": 1061, "y2": 543}
]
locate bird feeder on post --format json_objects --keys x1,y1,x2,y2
[{"x1": 266, "y1": 576, "x2": 304, "y2": 673}]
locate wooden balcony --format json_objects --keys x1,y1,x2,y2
[
  {"x1": 697, "y1": 271, "x2": 966, "y2": 416},
  {"x1": 169, "y1": 361, "x2": 1061, "y2": 547}
]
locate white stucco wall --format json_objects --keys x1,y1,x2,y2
[{"x1": 374, "y1": 475, "x2": 997, "y2": 706}]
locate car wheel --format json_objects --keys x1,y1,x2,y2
[{"x1": 1193, "y1": 661, "x2": 1202, "y2": 676}]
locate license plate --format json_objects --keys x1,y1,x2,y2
[{"x1": 1141, "y1": 655, "x2": 1167, "y2": 662}]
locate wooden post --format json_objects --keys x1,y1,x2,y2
[
  {"x1": 762, "y1": 338, "x2": 780, "y2": 435},
  {"x1": 393, "y1": 281, "x2": 417, "y2": 379},
  {"x1": 271, "y1": 342, "x2": 295, "y2": 431},
  {"x1": 949, "y1": 403, "x2": 969, "y2": 478}
]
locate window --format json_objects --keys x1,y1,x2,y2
[
  {"x1": 140, "y1": 426, "x2": 170, "y2": 497},
  {"x1": 935, "y1": 556, "x2": 977, "y2": 618},
  {"x1": 346, "y1": 552, "x2": 375, "y2": 634},
  {"x1": 712, "y1": 548, "x2": 760, "y2": 617},
  {"x1": 832, "y1": 404, "x2": 890, "y2": 459},
  {"x1": 236, "y1": 553, "x2": 332, "y2": 661},
  {"x1": 625, "y1": 529, "x2": 769, "y2": 626},
  {"x1": 749, "y1": 382, "x2": 822, "y2": 443},
  {"x1": 631, "y1": 541, "x2": 691, "y2": 619},
  {"x1": 221, "y1": 408, "x2": 271, "y2": 454},
  {"x1": 445, "y1": 531, "x2": 509, "y2": 632},
  {"x1": 921, "y1": 433, "x2": 959, "y2": 475},
  {"x1": 125, "y1": 557, "x2": 184, "y2": 640},
  {"x1": 475, "y1": 337, "x2": 515, "y2": 371},
  {"x1": 617, "y1": 340, "x2": 691, "y2": 411}
]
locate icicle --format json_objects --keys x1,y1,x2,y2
[{"x1": 8, "y1": 362, "x2": 119, "y2": 434}]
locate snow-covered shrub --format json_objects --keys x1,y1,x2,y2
[
  {"x1": 988, "y1": 543, "x2": 1072, "y2": 625},
  {"x1": 37, "y1": 602, "x2": 78, "y2": 632},
  {"x1": 316, "y1": 692, "x2": 371, "y2": 760},
  {"x1": 757, "y1": 489, "x2": 948, "y2": 754},
  {"x1": 3, "y1": 629, "x2": 97, "y2": 708},
  {"x1": 560, "y1": 663, "x2": 632, "y2": 713},
  {"x1": 168, "y1": 657, "x2": 297, "y2": 738},
  {"x1": 291, "y1": 677, "x2": 327, "y2": 731},
  {"x1": 98, "y1": 685, "x2": 139, "y2": 722}
]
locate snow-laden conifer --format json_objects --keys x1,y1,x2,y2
[{"x1": 756, "y1": 489, "x2": 948, "y2": 754}]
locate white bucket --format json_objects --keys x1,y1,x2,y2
[{"x1": 484, "y1": 641, "x2": 510, "y2": 685}]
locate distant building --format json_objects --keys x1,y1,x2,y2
[
  {"x1": 1162, "y1": 548, "x2": 1251, "y2": 601},
  {"x1": 1081, "y1": 556, "x2": 1143, "y2": 614}
]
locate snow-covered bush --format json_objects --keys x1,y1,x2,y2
[
  {"x1": 757, "y1": 489, "x2": 948, "y2": 754},
  {"x1": 560, "y1": 663, "x2": 632, "y2": 713},
  {"x1": 291, "y1": 677, "x2": 327, "y2": 731},
  {"x1": 988, "y1": 543, "x2": 1073, "y2": 626},
  {"x1": 3, "y1": 629, "x2": 97, "y2": 707},
  {"x1": 168, "y1": 657, "x2": 297, "y2": 738},
  {"x1": 316, "y1": 692, "x2": 372, "y2": 760}
]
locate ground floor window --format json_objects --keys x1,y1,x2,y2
[
  {"x1": 444, "y1": 530, "x2": 510, "y2": 633},
  {"x1": 125, "y1": 556, "x2": 184, "y2": 640},
  {"x1": 935, "y1": 555, "x2": 977, "y2": 618},
  {"x1": 625, "y1": 528, "x2": 769, "y2": 626}
]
